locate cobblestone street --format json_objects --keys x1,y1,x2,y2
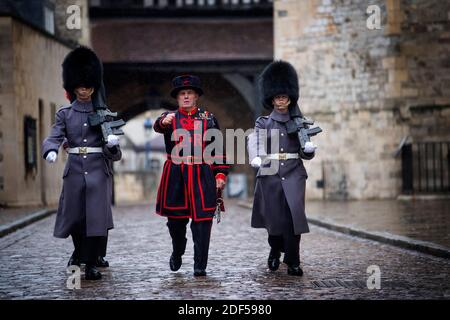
[{"x1": 0, "y1": 200, "x2": 449, "y2": 300}]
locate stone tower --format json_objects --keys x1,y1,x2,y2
[{"x1": 274, "y1": 0, "x2": 450, "y2": 199}]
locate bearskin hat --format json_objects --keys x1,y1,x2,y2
[
  {"x1": 62, "y1": 46, "x2": 103, "y2": 102},
  {"x1": 258, "y1": 60, "x2": 299, "y2": 110}
]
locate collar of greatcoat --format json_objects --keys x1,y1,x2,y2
[
  {"x1": 269, "y1": 109, "x2": 290, "y2": 123},
  {"x1": 72, "y1": 100, "x2": 94, "y2": 113}
]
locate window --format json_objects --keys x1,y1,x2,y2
[{"x1": 43, "y1": 5, "x2": 55, "y2": 34}]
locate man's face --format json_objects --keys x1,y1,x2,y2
[
  {"x1": 177, "y1": 89, "x2": 199, "y2": 109},
  {"x1": 74, "y1": 87, "x2": 94, "y2": 101},
  {"x1": 272, "y1": 94, "x2": 290, "y2": 113}
]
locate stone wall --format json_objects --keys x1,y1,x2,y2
[
  {"x1": 0, "y1": 17, "x2": 71, "y2": 206},
  {"x1": 0, "y1": 17, "x2": 15, "y2": 201},
  {"x1": 274, "y1": 0, "x2": 450, "y2": 199}
]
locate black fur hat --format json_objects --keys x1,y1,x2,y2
[
  {"x1": 258, "y1": 60, "x2": 299, "y2": 109},
  {"x1": 62, "y1": 46, "x2": 103, "y2": 102}
]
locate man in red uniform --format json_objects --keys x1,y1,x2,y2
[{"x1": 154, "y1": 75, "x2": 229, "y2": 276}]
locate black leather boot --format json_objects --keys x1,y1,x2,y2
[
  {"x1": 85, "y1": 265, "x2": 102, "y2": 280},
  {"x1": 67, "y1": 252, "x2": 81, "y2": 267},
  {"x1": 169, "y1": 253, "x2": 182, "y2": 271},
  {"x1": 268, "y1": 249, "x2": 281, "y2": 271},
  {"x1": 194, "y1": 269, "x2": 206, "y2": 277},
  {"x1": 287, "y1": 265, "x2": 303, "y2": 276},
  {"x1": 96, "y1": 256, "x2": 109, "y2": 268}
]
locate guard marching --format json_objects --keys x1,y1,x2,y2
[
  {"x1": 42, "y1": 46, "x2": 122, "y2": 280},
  {"x1": 248, "y1": 60, "x2": 320, "y2": 276},
  {"x1": 154, "y1": 75, "x2": 230, "y2": 276}
]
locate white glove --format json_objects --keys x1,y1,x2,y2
[
  {"x1": 46, "y1": 151, "x2": 57, "y2": 163},
  {"x1": 250, "y1": 157, "x2": 262, "y2": 168},
  {"x1": 303, "y1": 141, "x2": 317, "y2": 153},
  {"x1": 106, "y1": 134, "x2": 120, "y2": 148}
]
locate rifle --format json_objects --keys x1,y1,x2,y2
[
  {"x1": 286, "y1": 104, "x2": 322, "y2": 149},
  {"x1": 88, "y1": 84, "x2": 125, "y2": 143},
  {"x1": 88, "y1": 109, "x2": 125, "y2": 143}
]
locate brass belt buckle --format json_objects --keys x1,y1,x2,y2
[
  {"x1": 279, "y1": 153, "x2": 287, "y2": 160},
  {"x1": 79, "y1": 147, "x2": 87, "y2": 154}
]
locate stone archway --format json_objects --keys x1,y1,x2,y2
[{"x1": 103, "y1": 67, "x2": 260, "y2": 203}]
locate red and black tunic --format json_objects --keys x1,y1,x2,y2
[{"x1": 153, "y1": 107, "x2": 230, "y2": 221}]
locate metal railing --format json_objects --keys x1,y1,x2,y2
[{"x1": 402, "y1": 142, "x2": 450, "y2": 194}]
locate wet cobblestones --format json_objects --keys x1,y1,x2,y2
[{"x1": 0, "y1": 201, "x2": 449, "y2": 299}]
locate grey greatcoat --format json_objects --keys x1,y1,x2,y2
[
  {"x1": 248, "y1": 110, "x2": 314, "y2": 235},
  {"x1": 42, "y1": 100, "x2": 122, "y2": 238}
]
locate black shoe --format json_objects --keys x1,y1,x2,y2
[
  {"x1": 96, "y1": 256, "x2": 109, "y2": 268},
  {"x1": 194, "y1": 269, "x2": 206, "y2": 277},
  {"x1": 267, "y1": 250, "x2": 280, "y2": 271},
  {"x1": 85, "y1": 265, "x2": 102, "y2": 280},
  {"x1": 67, "y1": 254, "x2": 80, "y2": 267},
  {"x1": 169, "y1": 253, "x2": 182, "y2": 271},
  {"x1": 287, "y1": 265, "x2": 303, "y2": 276}
]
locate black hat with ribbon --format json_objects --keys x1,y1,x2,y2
[{"x1": 170, "y1": 75, "x2": 204, "y2": 98}]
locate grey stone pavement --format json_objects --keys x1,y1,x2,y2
[
  {"x1": 239, "y1": 198, "x2": 450, "y2": 258},
  {"x1": 0, "y1": 200, "x2": 450, "y2": 300},
  {"x1": 305, "y1": 199, "x2": 450, "y2": 248},
  {"x1": 0, "y1": 206, "x2": 51, "y2": 226}
]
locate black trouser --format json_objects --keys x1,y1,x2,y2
[
  {"x1": 268, "y1": 234, "x2": 301, "y2": 267},
  {"x1": 268, "y1": 197, "x2": 302, "y2": 267},
  {"x1": 167, "y1": 218, "x2": 213, "y2": 270},
  {"x1": 99, "y1": 232, "x2": 108, "y2": 258},
  {"x1": 71, "y1": 234, "x2": 106, "y2": 266}
]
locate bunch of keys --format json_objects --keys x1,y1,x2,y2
[{"x1": 214, "y1": 188, "x2": 225, "y2": 224}]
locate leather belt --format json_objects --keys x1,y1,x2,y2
[
  {"x1": 167, "y1": 155, "x2": 205, "y2": 165},
  {"x1": 265, "y1": 153, "x2": 300, "y2": 160},
  {"x1": 67, "y1": 147, "x2": 103, "y2": 154}
]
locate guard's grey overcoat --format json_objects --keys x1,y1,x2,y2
[
  {"x1": 248, "y1": 110, "x2": 314, "y2": 235},
  {"x1": 42, "y1": 100, "x2": 122, "y2": 238}
]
